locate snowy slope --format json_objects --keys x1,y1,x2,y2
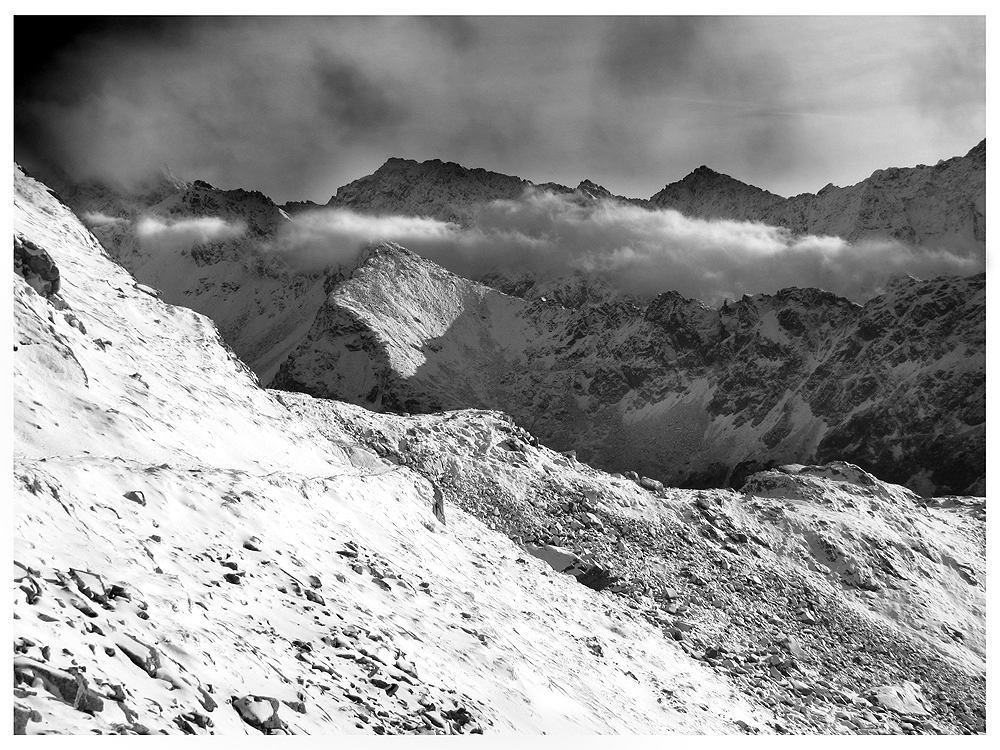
[{"x1": 272, "y1": 244, "x2": 985, "y2": 496}]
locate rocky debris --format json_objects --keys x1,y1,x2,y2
[
  {"x1": 279, "y1": 396, "x2": 985, "y2": 735},
  {"x1": 14, "y1": 702, "x2": 43, "y2": 734},
  {"x1": 114, "y1": 634, "x2": 162, "y2": 678},
  {"x1": 867, "y1": 683, "x2": 929, "y2": 716}
]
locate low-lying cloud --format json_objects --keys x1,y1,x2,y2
[
  {"x1": 81, "y1": 211, "x2": 127, "y2": 228},
  {"x1": 136, "y1": 216, "x2": 245, "y2": 254},
  {"x1": 267, "y1": 190, "x2": 981, "y2": 305}
]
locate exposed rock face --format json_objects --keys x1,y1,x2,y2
[
  {"x1": 650, "y1": 141, "x2": 985, "y2": 255},
  {"x1": 274, "y1": 244, "x2": 984, "y2": 496}
]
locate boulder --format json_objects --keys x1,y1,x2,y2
[
  {"x1": 868, "y1": 682, "x2": 930, "y2": 716},
  {"x1": 14, "y1": 235, "x2": 61, "y2": 297},
  {"x1": 232, "y1": 695, "x2": 289, "y2": 734},
  {"x1": 13, "y1": 657, "x2": 104, "y2": 714}
]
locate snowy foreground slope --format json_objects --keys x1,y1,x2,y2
[{"x1": 12, "y1": 165, "x2": 985, "y2": 734}]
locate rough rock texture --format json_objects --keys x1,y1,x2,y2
[
  {"x1": 650, "y1": 141, "x2": 985, "y2": 256},
  {"x1": 272, "y1": 244, "x2": 984, "y2": 496}
]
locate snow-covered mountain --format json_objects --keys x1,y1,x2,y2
[
  {"x1": 12, "y1": 164, "x2": 987, "y2": 735},
  {"x1": 650, "y1": 141, "x2": 985, "y2": 255},
  {"x1": 319, "y1": 143, "x2": 985, "y2": 255},
  {"x1": 37, "y1": 142, "x2": 986, "y2": 500},
  {"x1": 41, "y1": 172, "x2": 332, "y2": 384},
  {"x1": 319, "y1": 156, "x2": 642, "y2": 223},
  {"x1": 272, "y1": 243, "x2": 984, "y2": 497}
]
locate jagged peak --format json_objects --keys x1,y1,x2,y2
[{"x1": 575, "y1": 179, "x2": 615, "y2": 199}]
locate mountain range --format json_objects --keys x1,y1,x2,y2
[
  {"x1": 42, "y1": 142, "x2": 986, "y2": 497},
  {"x1": 12, "y1": 163, "x2": 988, "y2": 734}
]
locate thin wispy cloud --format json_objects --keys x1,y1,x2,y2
[{"x1": 136, "y1": 216, "x2": 245, "y2": 253}]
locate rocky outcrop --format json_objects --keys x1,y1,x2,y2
[
  {"x1": 274, "y1": 244, "x2": 984, "y2": 496},
  {"x1": 14, "y1": 235, "x2": 61, "y2": 297}
]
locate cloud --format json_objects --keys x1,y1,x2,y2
[
  {"x1": 906, "y1": 18, "x2": 986, "y2": 131},
  {"x1": 136, "y1": 216, "x2": 245, "y2": 254},
  {"x1": 599, "y1": 17, "x2": 717, "y2": 96},
  {"x1": 312, "y1": 52, "x2": 408, "y2": 138},
  {"x1": 267, "y1": 190, "x2": 980, "y2": 305},
  {"x1": 81, "y1": 211, "x2": 128, "y2": 228},
  {"x1": 13, "y1": 17, "x2": 984, "y2": 206}
]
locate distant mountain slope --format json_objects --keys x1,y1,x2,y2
[
  {"x1": 272, "y1": 243, "x2": 984, "y2": 496},
  {"x1": 317, "y1": 143, "x2": 985, "y2": 255},
  {"x1": 326, "y1": 157, "x2": 538, "y2": 223},
  {"x1": 41, "y1": 173, "x2": 331, "y2": 383},
  {"x1": 650, "y1": 141, "x2": 985, "y2": 254},
  {"x1": 325, "y1": 157, "x2": 644, "y2": 222}
]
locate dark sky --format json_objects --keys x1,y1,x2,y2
[{"x1": 14, "y1": 15, "x2": 986, "y2": 204}]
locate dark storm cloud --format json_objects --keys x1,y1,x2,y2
[
  {"x1": 313, "y1": 52, "x2": 407, "y2": 137},
  {"x1": 418, "y1": 16, "x2": 480, "y2": 51},
  {"x1": 599, "y1": 17, "x2": 716, "y2": 95},
  {"x1": 13, "y1": 17, "x2": 415, "y2": 200},
  {"x1": 13, "y1": 17, "x2": 984, "y2": 210}
]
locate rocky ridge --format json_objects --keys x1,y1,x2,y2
[
  {"x1": 272, "y1": 243, "x2": 984, "y2": 497},
  {"x1": 37, "y1": 143, "x2": 986, "y2": 498},
  {"x1": 323, "y1": 143, "x2": 985, "y2": 254}
]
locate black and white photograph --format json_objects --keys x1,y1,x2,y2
[{"x1": 12, "y1": 10, "x2": 986, "y2": 736}]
